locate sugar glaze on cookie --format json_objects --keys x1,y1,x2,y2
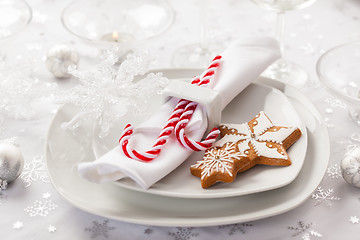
[{"x1": 190, "y1": 111, "x2": 302, "y2": 188}]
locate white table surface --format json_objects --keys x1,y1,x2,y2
[{"x1": 2, "y1": 0, "x2": 360, "y2": 239}]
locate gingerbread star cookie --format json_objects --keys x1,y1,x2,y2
[
  {"x1": 190, "y1": 142, "x2": 243, "y2": 188},
  {"x1": 190, "y1": 111, "x2": 302, "y2": 188}
]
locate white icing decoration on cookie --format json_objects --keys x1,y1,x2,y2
[
  {"x1": 191, "y1": 143, "x2": 242, "y2": 180},
  {"x1": 221, "y1": 123, "x2": 249, "y2": 135},
  {"x1": 252, "y1": 111, "x2": 273, "y2": 136},
  {"x1": 214, "y1": 134, "x2": 247, "y2": 147},
  {"x1": 251, "y1": 141, "x2": 287, "y2": 159},
  {"x1": 220, "y1": 111, "x2": 297, "y2": 160},
  {"x1": 237, "y1": 140, "x2": 251, "y2": 155},
  {"x1": 257, "y1": 127, "x2": 296, "y2": 143}
]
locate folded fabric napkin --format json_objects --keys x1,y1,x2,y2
[{"x1": 77, "y1": 37, "x2": 281, "y2": 189}]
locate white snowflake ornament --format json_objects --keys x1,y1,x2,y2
[
  {"x1": 56, "y1": 50, "x2": 168, "y2": 138},
  {"x1": 341, "y1": 147, "x2": 360, "y2": 187}
]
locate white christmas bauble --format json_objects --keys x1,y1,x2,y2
[
  {"x1": 0, "y1": 143, "x2": 24, "y2": 183},
  {"x1": 341, "y1": 147, "x2": 360, "y2": 187},
  {"x1": 45, "y1": 44, "x2": 79, "y2": 78}
]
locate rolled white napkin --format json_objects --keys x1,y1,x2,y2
[{"x1": 78, "y1": 37, "x2": 281, "y2": 189}]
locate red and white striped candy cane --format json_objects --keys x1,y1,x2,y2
[
  {"x1": 119, "y1": 56, "x2": 222, "y2": 161},
  {"x1": 119, "y1": 98, "x2": 190, "y2": 161},
  {"x1": 174, "y1": 56, "x2": 222, "y2": 151}
]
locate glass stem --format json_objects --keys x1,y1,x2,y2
[
  {"x1": 199, "y1": 0, "x2": 208, "y2": 50},
  {"x1": 276, "y1": 10, "x2": 285, "y2": 57}
]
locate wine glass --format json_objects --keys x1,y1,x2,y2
[
  {"x1": 0, "y1": 0, "x2": 32, "y2": 41},
  {"x1": 317, "y1": 41, "x2": 360, "y2": 127},
  {"x1": 172, "y1": 0, "x2": 223, "y2": 68},
  {"x1": 61, "y1": 0, "x2": 174, "y2": 51},
  {"x1": 250, "y1": 0, "x2": 316, "y2": 88},
  {"x1": 0, "y1": 0, "x2": 32, "y2": 59}
]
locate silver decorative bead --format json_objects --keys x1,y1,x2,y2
[
  {"x1": 45, "y1": 44, "x2": 79, "y2": 79},
  {"x1": 341, "y1": 147, "x2": 360, "y2": 187},
  {"x1": 0, "y1": 142, "x2": 24, "y2": 183}
]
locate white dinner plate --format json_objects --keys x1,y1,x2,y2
[
  {"x1": 93, "y1": 70, "x2": 307, "y2": 198},
  {"x1": 45, "y1": 70, "x2": 329, "y2": 227}
]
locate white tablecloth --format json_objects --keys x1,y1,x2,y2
[{"x1": 2, "y1": 0, "x2": 360, "y2": 239}]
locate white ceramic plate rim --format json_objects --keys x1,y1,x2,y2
[{"x1": 45, "y1": 71, "x2": 329, "y2": 227}]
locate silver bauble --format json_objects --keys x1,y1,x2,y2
[
  {"x1": 0, "y1": 142, "x2": 24, "y2": 183},
  {"x1": 45, "y1": 44, "x2": 79, "y2": 79},
  {"x1": 341, "y1": 147, "x2": 360, "y2": 187}
]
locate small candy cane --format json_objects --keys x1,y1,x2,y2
[
  {"x1": 119, "y1": 98, "x2": 190, "y2": 161},
  {"x1": 175, "y1": 102, "x2": 220, "y2": 151},
  {"x1": 119, "y1": 56, "x2": 222, "y2": 161},
  {"x1": 174, "y1": 56, "x2": 222, "y2": 151}
]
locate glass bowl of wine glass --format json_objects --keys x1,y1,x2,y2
[
  {"x1": 0, "y1": 0, "x2": 32, "y2": 41},
  {"x1": 316, "y1": 41, "x2": 360, "y2": 126},
  {"x1": 250, "y1": 0, "x2": 316, "y2": 11},
  {"x1": 61, "y1": 0, "x2": 174, "y2": 49},
  {"x1": 250, "y1": 0, "x2": 317, "y2": 87}
]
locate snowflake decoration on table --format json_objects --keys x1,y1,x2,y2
[
  {"x1": 311, "y1": 186, "x2": 340, "y2": 206},
  {"x1": 325, "y1": 108, "x2": 334, "y2": 114},
  {"x1": 0, "y1": 60, "x2": 57, "y2": 120},
  {"x1": 13, "y1": 221, "x2": 24, "y2": 230},
  {"x1": 327, "y1": 164, "x2": 341, "y2": 179},
  {"x1": 144, "y1": 228, "x2": 153, "y2": 235},
  {"x1": 168, "y1": 227, "x2": 199, "y2": 240},
  {"x1": 323, "y1": 117, "x2": 334, "y2": 128},
  {"x1": 218, "y1": 223, "x2": 253, "y2": 235},
  {"x1": 323, "y1": 96, "x2": 347, "y2": 109},
  {"x1": 47, "y1": 225, "x2": 57, "y2": 233},
  {"x1": 20, "y1": 156, "x2": 50, "y2": 188},
  {"x1": 56, "y1": 50, "x2": 168, "y2": 138},
  {"x1": 42, "y1": 192, "x2": 52, "y2": 199},
  {"x1": 350, "y1": 216, "x2": 359, "y2": 224},
  {"x1": 288, "y1": 221, "x2": 322, "y2": 239},
  {"x1": 85, "y1": 220, "x2": 115, "y2": 239},
  {"x1": 0, "y1": 192, "x2": 8, "y2": 205},
  {"x1": 24, "y1": 198, "x2": 57, "y2": 217}
]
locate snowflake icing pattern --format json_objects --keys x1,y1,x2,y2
[
  {"x1": 20, "y1": 156, "x2": 50, "y2": 187},
  {"x1": 193, "y1": 142, "x2": 241, "y2": 180},
  {"x1": 288, "y1": 221, "x2": 322, "y2": 240},
  {"x1": 311, "y1": 186, "x2": 340, "y2": 206},
  {"x1": 24, "y1": 199, "x2": 57, "y2": 217},
  {"x1": 168, "y1": 227, "x2": 199, "y2": 240},
  {"x1": 85, "y1": 220, "x2": 115, "y2": 238}
]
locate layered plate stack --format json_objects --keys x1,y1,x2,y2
[{"x1": 45, "y1": 69, "x2": 329, "y2": 227}]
